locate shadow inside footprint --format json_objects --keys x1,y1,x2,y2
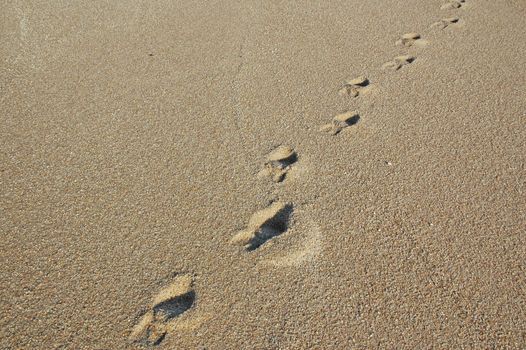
[
  {"x1": 231, "y1": 202, "x2": 294, "y2": 251},
  {"x1": 246, "y1": 204, "x2": 293, "y2": 251},
  {"x1": 274, "y1": 153, "x2": 298, "y2": 168},
  {"x1": 339, "y1": 76, "x2": 370, "y2": 97},
  {"x1": 259, "y1": 146, "x2": 298, "y2": 182},
  {"x1": 153, "y1": 290, "x2": 195, "y2": 321},
  {"x1": 333, "y1": 114, "x2": 359, "y2": 135},
  {"x1": 129, "y1": 274, "x2": 196, "y2": 346},
  {"x1": 396, "y1": 33, "x2": 422, "y2": 47},
  {"x1": 382, "y1": 55, "x2": 416, "y2": 71},
  {"x1": 431, "y1": 17, "x2": 460, "y2": 29},
  {"x1": 345, "y1": 114, "x2": 360, "y2": 126},
  {"x1": 320, "y1": 111, "x2": 360, "y2": 135}
]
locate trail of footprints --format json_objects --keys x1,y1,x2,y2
[{"x1": 129, "y1": 1, "x2": 468, "y2": 345}]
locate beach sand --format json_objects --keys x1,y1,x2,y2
[{"x1": 1, "y1": 0, "x2": 525, "y2": 348}]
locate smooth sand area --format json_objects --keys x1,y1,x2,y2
[{"x1": 1, "y1": 0, "x2": 525, "y2": 348}]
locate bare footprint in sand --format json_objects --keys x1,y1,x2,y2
[
  {"x1": 258, "y1": 146, "x2": 297, "y2": 182},
  {"x1": 431, "y1": 17, "x2": 460, "y2": 29},
  {"x1": 130, "y1": 274, "x2": 195, "y2": 346},
  {"x1": 319, "y1": 111, "x2": 360, "y2": 136},
  {"x1": 395, "y1": 33, "x2": 427, "y2": 47},
  {"x1": 338, "y1": 76, "x2": 370, "y2": 97},
  {"x1": 441, "y1": 0, "x2": 465, "y2": 10},
  {"x1": 381, "y1": 55, "x2": 415, "y2": 71},
  {"x1": 231, "y1": 201, "x2": 293, "y2": 251}
]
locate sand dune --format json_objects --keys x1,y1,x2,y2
[{"x1": 1, "y1": 0, "x2": 525, "y2": 348}]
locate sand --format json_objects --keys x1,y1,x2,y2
[{"x1": 1, "y1": 0, "x2": 525, "y2": 349}]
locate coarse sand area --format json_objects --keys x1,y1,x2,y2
[{"x1": 1, "y1": 0, "x2": 525, "y2": 348}]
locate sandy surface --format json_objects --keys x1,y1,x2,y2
[{"x1": 1, "y1": 0, "x2": 525, "y2": 348}]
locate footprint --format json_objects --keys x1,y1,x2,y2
[
  {"x1": 430, "y1": 17, "x2": 460, "y2": 29},
  {"x1": 395, "y1": 33, "x2": 422, "y2": 47},
  {"x1": 381, "y1": 55, "x2": 416, "y2": 71},
  {"x1": 319, "y1": 111, "x2": 360, "y2": 135},
  {"x1": 338, "y1": 76, "x2": 370, "y2": 97},
  {"x1": 441, "y1": 0, "x2": 465, "y2": 10},
  {"x1": 258, "y1": 146, "x2": 297, "y2": 182},
  {"x1": 231, "y1": 201, "x2": 293, "y2": 251},
  {"x1": 129, "y1": 274, "x2": 195, "y2": 346}
]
